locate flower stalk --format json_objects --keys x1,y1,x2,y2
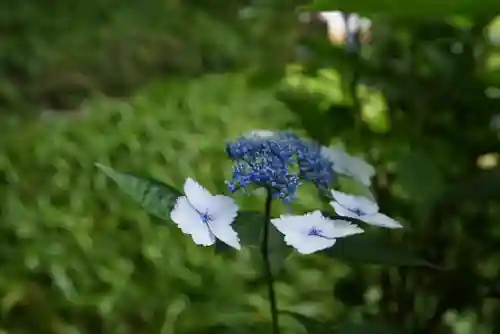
[{"x1": 261, "y1": 187, "x2": 280, "y2": 334}]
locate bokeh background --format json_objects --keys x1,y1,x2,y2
[{"x1": 1, "y1": 0, "x2": 500, "y2": 333}]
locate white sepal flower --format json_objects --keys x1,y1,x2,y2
[
  {"x1": 170, "y1": 178, "x2": 241, "y2": 249},
  {"x1": 330, "y1": 190, "x2": 403, "y2": 229},
  {"x1": 271, "y1": 210, "x2": 364, "y2": 254},
  {"x1": 321, "y1": 145, "x2": 375, "y2": 186}
]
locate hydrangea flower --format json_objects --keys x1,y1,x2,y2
[
  {"x1": 321, "y1": 145, "x2": 375, "y2": 186},
  {"x1": 271, "y1": 210, "x2": 364, "y2": 254},
  {"x1": 170, "y1": 178, "x2": 241, "y2": 249},
  {"x1": 226, "y1": 131, "x2": 335, "y2": 203},
  {"x1": 330, "y1": 190, "x2": 403, "y2": 229}
]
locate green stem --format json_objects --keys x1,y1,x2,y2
[{"x1": 261, "y1": 188, "x2": 280, "y2": 334}]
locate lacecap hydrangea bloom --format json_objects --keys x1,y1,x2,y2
[
  {"x1": 162, "y1": 130, "x2": 404, "y2": 334},
  {"x1": 169, "y1": 130, "x2": 403, "y2": 254},
  {"x1": 99, "y1": 129, "x2": 408, "y2": 334},
  {"x1": 225, "y1": 131, "x2": 335, "y2": 203}
]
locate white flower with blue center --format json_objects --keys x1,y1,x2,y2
[
  {"x1": 271, "y1": 210, "x2": 364, "y2": 254},
  {"x1": 170, "y1": 178, "x2": 241, "y2": 249},
  {"x1": 321, "y1": 145, "x2": 375, "y2": 186},
  {"x1": 330, "y1": 190, "x2": 403, "y2": 229}
]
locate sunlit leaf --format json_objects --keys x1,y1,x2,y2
[
  {"x1": 95, "y1": 163, "x2": 182, "y2": 220},
  {"x1": 358, "y1": 86, "x2": 390, "y2": 133}
]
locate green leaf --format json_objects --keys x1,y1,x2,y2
[
  {"x1": 306, "y1": 0, "x2": 497, "y2": 16},
  {"x1": 95, "y1": 163, "x2": 182, "y2": 220},
  {"x1": 325, "y1": 233, "x2": 440, "y2": 269},
  {"x1": 282, "y1": 311, "x2": 333, "y2": 334}
]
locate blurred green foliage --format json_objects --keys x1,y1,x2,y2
[
  {"x1": 0, "y1": 0, "x2": 301, "y2": 112},
  {"x1": 0, "y1": 74, "x2": 340, "y2": 333}
]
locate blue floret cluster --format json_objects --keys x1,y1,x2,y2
[{"x1": 226, "y1": 132, "x2": 335, "y2": 203}]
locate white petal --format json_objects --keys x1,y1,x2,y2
[
  {"x1": 170, "y1": 196, "x2": 216, "y2": 246},
  {"x1": 207, "y1": 195, "x2": 241, "y2": 249},
  {"x1": 321, "y1": 146, "x2": 375, "y2": 186},
  {"x1": 362, "y1": 213, "x2": 403, "y2": 229},
  {"x1": 210, "y1": 195, "x2": 239, "y2": 223},
  {"x1": 272, "y1": 216, "x2": 336, "y2": 255},
  {"x1": 347, "y1": 156, "x2": 375, "y2": 186},
  {"x1": 330, "y1": 201, "x2": 361, "y2": 219},
  {"x1": 307, "y1": 210, "x2": 363, "y2": 238},
  {"x1": 321, "y1": 219, "x2": 364, "y2": 239},
  {"x1": 271, "y1": 211, "x2": 336, "y2": 254},
  {"x1": 209, "y1": 218, "x2": 241, "y2": 249},
  {"x1": 271, "y1": 211, "x2": 325, "y2": 235},
  {"x1": 292, "y1": 235, "x2": 336, "y2": 255},
  {"x1": 271, "y1": 214, "x2": 304, "y2": 235},
  {"x1": 307, "y1": 210, "x2": 326, "y2": 220},
  {"x1": 321, "y1": 146, "x2": 349, "y2": 173},
  {"x1": 183, "y1": 178, "x2": 214, "y2": 213},
  {"x1": 330, "y1": 190, "x2": 379, "y2": 215}
]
